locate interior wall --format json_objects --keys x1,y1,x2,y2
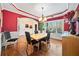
[
  {"x1": 18, "y1": 18, "x2": 38, "y2": 35},
  {"x1": 1, "y1": 10, "x2": 28, "y2": 32},
  {"x1": 1, "y1": 10, "x2": 38, "y2": 38},
  {"x1": 64, "y1": 22, "x2": 70, "y2": 31}
]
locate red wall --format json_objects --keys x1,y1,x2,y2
[
  {"x1": 1, "y1": 10, "x2": 37, "y2": 32},
  {"x1": 64, "y1": 22, "x2": 70, "y2": 31}
]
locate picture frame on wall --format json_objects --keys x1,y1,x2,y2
[
  {"x1": 30, "y1": 25, "x2": 32, "y2": 29},
  {"x1": 25, "y1": 24, "x2": 29, "y2": 28}
]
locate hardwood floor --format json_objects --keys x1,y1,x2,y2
[
  {"x1": 62, "y1": 35, "x2": 79, "y2": 56},
  {"x1": 1, "y1": 39, "x2": 62, "y2": 56}
]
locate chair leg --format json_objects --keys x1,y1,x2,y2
[
  {"x1": 14, "y1": 42, "x2": 17, "y2": 49},
  {"x1": 37, "y1": 43, "x2": 39, "y2": 51},
  {"x1": 26, "y1": 44, "x2": 34, "y2": 56},
  {"x1": 5, "y1": 44, "x2": 7, "y2": 50},
  {"x1": 26, "y1": 44, "x2": 28, "y2": 56},
  {"x1": 31, "y1": 45, "x2": 33, "y2": 54},
  {"x1": 47, "y1": 41, "x2": 50, "y2": 49},
  {"x1": 4, "y1": 41, "x2": 7, "y2": 50},
  {"x1": 44, "y1": 41, "x2": 48, "y2": 49}
]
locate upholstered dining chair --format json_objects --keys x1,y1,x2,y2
[
  {"x1": 41, "y1": 32, "x2": 50, "y2": 48},
  {"x1": 41, "y1": 32, "x2": 50, "y2": 42},
  {"x1": 46, "y1": 32, "x2": 50, "y2": 44},
  {"x1": 3, "y1": 32, "x2": 18, "y2": 49},
  {"x1": 34, "y1": 30, "x2": 38, "y2": 34},
  {"x1": 25, "y1": 32, "x2": 39, "y2": 55}
]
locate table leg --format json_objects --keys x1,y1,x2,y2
[{"x1": 39, "y1": 41, "x2": 42, "y2": 50}]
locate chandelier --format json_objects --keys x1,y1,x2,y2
[{"x1": 39, "y1": 7, "x2": 47, "y2": 22}]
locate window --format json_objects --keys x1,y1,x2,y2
[{"x1": 47, "y1": 19, "x2": 64, "y2": 34}]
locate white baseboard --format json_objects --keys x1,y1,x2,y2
[{"x1": 50, "y1": 33, "x2": 62, "y2": 40}]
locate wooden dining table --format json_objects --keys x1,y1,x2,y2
[
  {"x1": 17, "y1": 33, "x2": 47, "y2": 51},
  {"x1": 31, "y1": 33, "x2": 47, "y2": 41},
  {"x1": 31, "y1": 33, "x2": 47, "y2": 50}
]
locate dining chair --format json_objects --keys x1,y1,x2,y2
[
  {"x1": 3, "y1": 32, "x2": 18, "y2": 49},
  {"x1": 25, "y1": 32, "x2": 39, "y2": 55},
  {"x1": 34, "y1": 30, "x2": 38, "y2": 34},
  {"x1": 41, "y1": 32, "x2": 50, "y2": 48},
  {"x1": 41, "y1": 32, "x2": 50, "y2": 42},
  {"x1": 46, "y1": 32, "x2": 50, "y2": 44}
]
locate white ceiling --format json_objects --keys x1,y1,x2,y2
[
  {"x1": 1, "y1": 3, "x2": 78, "y2": 19},
  {"x1": 13, "y1": 3, "x2": 78, "y2": 17}
]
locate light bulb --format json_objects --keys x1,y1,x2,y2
[{"x1": 39, "y1": 17, "x2": 42, "y2": 21}]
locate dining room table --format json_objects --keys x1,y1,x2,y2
[
  {"x1": 31, "y1": 33, "x2": 47, "y2": 41},
  {"x1": 31, "y1": 33, "x2": 47, "y2": 50},
  {"x1": 18, "y1": 33, "x2": 47, "y2": 51}
]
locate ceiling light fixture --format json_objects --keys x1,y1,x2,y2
[{"x1": 39, "y1": 7, "x2": 47, "y2": 22}]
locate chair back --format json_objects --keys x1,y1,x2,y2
[
  {"x1": 34, "y1": 31, "x2": 38, "y2": 34},
  {"x1": 25, "y1": 32, "x2": 31, "y2": 44},
  {"x1": 47, "y1": 32, "x2": 50, "y2": 41},
  {"x1": 4, "y1": 32, "x2": 11, "y2": 40}
]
